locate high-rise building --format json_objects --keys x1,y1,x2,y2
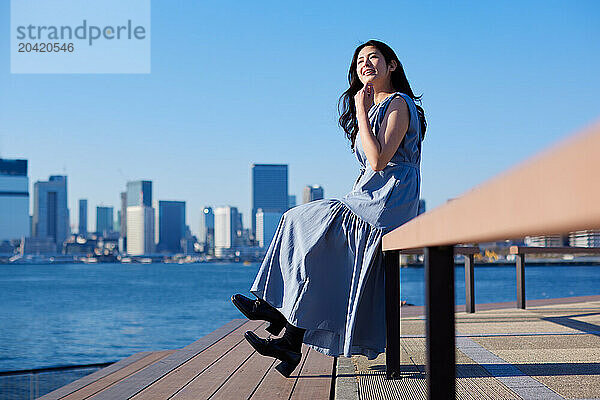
[
  {"x1": 0, "y1": 159, "x2": 29, "y2": 241},
  {"x1": 251, "y1": 164, "x2": 288, "y2": 237},
  {"x1": 119, "y1": 191, "x2": 127, "y2": 252},
  {"x1": 96, "y1": 206, "x2": 114, "y2": 235},
  {"x1": 288, "y1": 195, "x2": 296, "y2": 209},
  {"x1": 156, "y1": 200, "x2": 186, "y2": 253},
  {"x1": 33, "y1": 175, "x2": 69, "y2": 251},
  {"x1": 302, "y1": 185, "x2": 324, "y2": 204},
  {"x1": 199, "y1": 206, "x2": 215, "y2": 254},
  {"x1": 126, "y1": 180, "x2": 152, "y2": 207},
  {"x1": 126, "y1": 205, "x2": 155, "y2": 255},
  {"x1": 78, "y1": 199, "x2": 88, "y2": 236},
  {"x1": 256, "y1": 208, "x2": 283, "y2": 248},
  {"x1": 214, "y1": 206, "x2": 240, "y2": 257}
]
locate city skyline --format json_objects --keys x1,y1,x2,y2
[{"x1": 1, "y1": 2, "x2": 599, "y2": 237}]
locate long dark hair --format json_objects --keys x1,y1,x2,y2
[{"x1": 338, "y1": 40, "x2": 427, "y2": 151}]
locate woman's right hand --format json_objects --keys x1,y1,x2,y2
[{"x1": 354, "y1": 82, "x2": 374, "y2": 117}]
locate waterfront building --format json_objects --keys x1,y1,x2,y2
[
  {"x1": 180, "y1": 225, "x2": 196, "y2": 254},
  {"x1": 33, "y1": 175, "x2": 69, "y2": 251},
  {"x1": 96, "y1": 206, "x2": 114, "y2": 236},
  {"x1": 155, "y1": 200, "x2": 186, "y2": 253},
  {"x1": 251, "y1": 164, "x2": 288, "y2": 237},
  {"x1": 126, "y1": 205, "x2": 155, "y2": 255},
  {"x1": 78, "y1": 199, "x2": 88, "y2": 236},
  {"x1": 569, "y1": 230, "x2": 600, "y2": 247},
  {"x1": 199, "y1": 206, "x2": 215, "y2": 255},
  {"x1": 0, "y1": 158, "x2": 29, "y2": 241},
  {"x1": 119, "y1": 191, "x2": 127, "y2": 252},
  {"x1": 214, "y1": 206, "x2": 240, "y2": 257},
  {"x1": 302, "y1": 185, "x2": 324, "y2": 204},
  {"x1": 256, "y1": 208, "x2": 283, "y2": 248},
  {"x1": 525, "y1": 235, "x2": 563, "y2": 247},
  {"x1": 20, "y1": 236, "x2": 57, "y2": 255}
]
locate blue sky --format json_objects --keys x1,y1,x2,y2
[{"x1": 1, "y1": 0, "x2": 599, "y2": 235}]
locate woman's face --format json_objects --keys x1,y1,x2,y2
[{"x1": 356, "y1": 46, "x2": 394, "y2": 87}]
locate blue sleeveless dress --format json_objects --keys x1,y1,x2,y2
[{"x1": 250, "y1": 92, "x2": 422, "y2": 359}]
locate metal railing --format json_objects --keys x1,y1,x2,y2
[
  {"x1": 381, "y1": 119, "x2": 600, "y2": 398},
  {"x1": 0, "y1": 363, "x2": 112, "y2": 400}
]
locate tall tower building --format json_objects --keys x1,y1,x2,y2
[
  {"x1": 126, "y1": 205, "x2": 155, "y2": 255},
  {"x1": 126, "y1": 180, "x2": 152, "y2": 207},
  {"x1": 96, "y1": 206, "x2": 114, "y2": 235},
  {"x1": 125, "y1": 180, "x2": 154, "y2": 255},
  {"x1": 251, "y1": 164, "x2": 288, "y2": 237},
  {"x1": 256, "y1": 208, "x2": 283, "y2": 248},
  {"x1": 302, "y1": 185, "x2": 324, "y2": 204},
  {"x1": 156, "y1": 200, "x2": 186, "y2": 253},
  {"x1": 78, "y1": 199, "x2": 88, "y2": 236},
  {"x1": 0, "y1": 159, "x2": 29, "y2": 241},
  {"x1": 33, "y1": 175, "x2": 69, "y2": 251},
  {"x1": 199, "y1": 206, "x2": 215, "y2": 255},
  {"x1": 214, "y1": 206, "x2": 239, "y2": 257},
  {"x1": 0, "y1": 158, "x2": 30, "y2": 241}
]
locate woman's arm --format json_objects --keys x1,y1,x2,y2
[{"x1": 356, "y1": 95, "x2": 410, "y2": 171}]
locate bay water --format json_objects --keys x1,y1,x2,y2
[{"x1": 1, "y1": 262, "x2": 599, "y2": 372}]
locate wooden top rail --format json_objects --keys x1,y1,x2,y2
[
  {"x1": 398, "y1": 246, "x2": 479, "y2": 255},
  {"x1": 382, "y1": 119, "x2": 600, "y2": 251},
  {"x1": 507, "y1": 245, "x2": 600, "y2": 255}
]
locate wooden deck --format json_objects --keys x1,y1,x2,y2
[
  {"x1": 38, "y1": 295, "x2": 600, "y2": 399},
  {"x1": 38, "y1": 320, "x2": 335, "y2": 400}
]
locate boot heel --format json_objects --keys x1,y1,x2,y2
[
  {"x1": 265, "y1": 320, "x2": 285, "y2": 335},
  {"x1": 275, "y1": 359, "x2": 300, "y2": 378}
]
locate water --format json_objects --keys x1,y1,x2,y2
[{"x1": 1, "y1": 262, "x2": 599, "y2": 372}]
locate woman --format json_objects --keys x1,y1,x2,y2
[{"x1": 232, "y1": 39, "x2": 426, "y2": 377}]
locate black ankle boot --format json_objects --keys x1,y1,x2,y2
[
  {"x1": 282, "y1": 322, "x2": 305, "y2": 351},
  {"x1": 231, "y1": 294, "x2": 287, "y2": 335},
  {"x1": 244, "y1": 322, "x2": 306, "y2": 378},
  {"x1": 274, "y1": 323, "x2": 306, "y2": 377}
]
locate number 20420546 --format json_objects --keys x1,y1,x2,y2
[{"x1": 18, "y1": 42, "x2": 74, "y2": 52}]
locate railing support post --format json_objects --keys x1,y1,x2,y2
[
  {"x1": 464, "y1": 253, "x2": 475, "y2": 313},
  {"x1": 516, "y1": 252, "x2": 526, "y2": 309},
  {"x1": 425, "y1": 246, "x2": 455, "y2": 399},
  {"x1": 384, "y1": 249, "x2": 401, "y2": 379}
]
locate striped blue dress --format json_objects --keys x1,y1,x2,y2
[{"x1": 251, "y1": 92, "x2": 422, "y2": 359}]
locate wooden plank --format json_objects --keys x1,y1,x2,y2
[
  {"x1": 60, "y1": 350, "x2": 175, "y2": 400},
  {"x1": 249, "y1": 344, "x2": 310, "y2": 399},
  {"x1": 289, "y1": 348, "x2": 334, "y2": 399},
  {"x1": 208, "y1": 339, "x2": 277, "y2": 399},
  {"x1": 169, "y1": 323, "x2": 271, "y2": 399},
  {"x1": 38, "y1": 351, "x2": 153, "y2": 400},
  {"x1": 89, "y1": 319, "x2": 249, "y2": 400},
  {"x1": 382, "y1": 120, "x2": 600, "y2": 250},
  {"x1": 131, "y1": 320, "x2": 264, "y2": 400}
]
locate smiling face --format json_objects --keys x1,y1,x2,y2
[{"x1": 356, "y1": 45, "x2": 395, "y2": 87}]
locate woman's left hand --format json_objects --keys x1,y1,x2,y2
[{"x1": 354, "y1": 82, "x2": 374, "y2": 116}]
